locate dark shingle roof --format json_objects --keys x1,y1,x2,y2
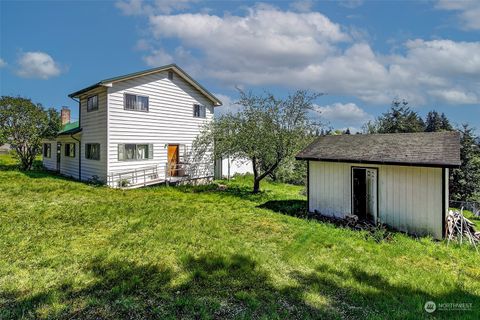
[{"x1": 296, "y1": 132, "x2": 461, "y2": 167}]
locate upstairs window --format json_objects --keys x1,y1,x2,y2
[
  {"x1": 43, "y1": 143, "x2": 51, "y2": 158},
  {"x1": 193, "y1": 104, "x2": 206, "y2": 118},
  {"x1": 124, "y1": 93, "x2": 149, "y2": 112},
  {"x1": 87, "y1": 95, "x2": 98, "y2": 112},
  {"x1": 86, "y1": 143, "x2": 100, "y2": 160},
  {"x1": 65, "y1": 143, "x2": 75, "y2": 158},
  {"x1": 168, "y1": 71, "x2": 174, "y2": 80},
  {"x1": 118, "y1": 144, "x2": 153, "y2": 161}
]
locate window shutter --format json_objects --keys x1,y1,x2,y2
[
  {"x1": 202, "y1": 105, "x2": 206, "y2": 118},
  {"x1": 148, "y1": 144, "x2": 153, "y2": 159},
  {"x1": 118, "y1": 144, "x2": 125, "y2": 161},
  {"x1": 72, "y1": 144, "x2": 76, "y2": 158}
]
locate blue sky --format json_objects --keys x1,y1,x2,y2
[{"x1": 1, "y1": 0, "x2": 479, "y2": 132}]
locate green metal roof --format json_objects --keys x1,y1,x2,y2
[
  {"x1": 58, "y1": 121, "x2": 81, "y2": 136},
  {"x1": 68, "y1": 64, "x2": 222, "y2": 106}
]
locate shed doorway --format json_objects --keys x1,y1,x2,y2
[{"x1": 352, "y1": 167, "x2": 378, "y2": 222}]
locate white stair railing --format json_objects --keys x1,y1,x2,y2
[{"x1": 107, "y1": 165, "x2": 160, "y2": 188}]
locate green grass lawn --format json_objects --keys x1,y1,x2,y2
[{"x1": 0, "y1": 154, "x2": 479, "y2": 319}]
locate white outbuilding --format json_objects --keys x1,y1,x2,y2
[{"x1": 296, "y1": 132, "x2": 461, "y2": 239}]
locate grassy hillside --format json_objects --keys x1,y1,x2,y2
[{"x1": 0, "y1": 155, "x2": 479, "y2": 319}]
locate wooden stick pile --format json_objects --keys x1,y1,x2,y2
[{"x1": 445, "y1": 208, "x2": 480, "y2": 249}]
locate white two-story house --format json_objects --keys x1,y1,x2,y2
[{"x1": 42, "y1": 64, "x2": 222, "y2": 187}]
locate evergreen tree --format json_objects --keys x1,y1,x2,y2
[
  {"x1": 425, "y1": 111, "x2": 453, "y2": 132},
  {"x1": 375, "y1": 99, "x2": 425, "y2": 133},
  {"x1": 440, "y1": 113, "x2": 453, "y2": 131},
  {"x1": 449, "y1": 124, "x2": 480, "y2": 201}
]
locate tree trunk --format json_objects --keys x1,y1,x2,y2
[
  {"x1": 253, "y1": 178, "x2": 260, "y2": 194},
  {"x1": 251, "y1": 157, "x2": 280, "y2": 194},
  {"x1": 252, "y1": 156, "x2": 260, "y2": 193}
]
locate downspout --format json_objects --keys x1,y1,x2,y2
[
  {"x1": 71, "y1": 133, "x2": 81, "y2": 180},
  {"x1": 70, "y1": 96, "x2": 81, "y2": 180}
]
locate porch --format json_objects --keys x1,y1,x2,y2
[{"x1": 106, "y1": 161, "x2": 214, "y2": 189}]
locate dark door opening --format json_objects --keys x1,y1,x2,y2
[
  {"x1": 352, "y1": 168, "x2": 367, "y2": 219},
  {"x1": 352, "y1": 167, "x2": 377, "y2": 222},
  {"x1": 56, "y1": 143, "x2": 61, "y2": 172}
]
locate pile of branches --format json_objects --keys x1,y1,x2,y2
[{"x1": 446, "y1": 208, "x2": 480, "y2": 249}]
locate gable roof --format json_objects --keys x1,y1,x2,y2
[
  {"x1": 296, "y1": 131, "x2": 461, "y2": 168},
  {"x1": 68, "y1": 64, "x2": 222, "y2": 106}
]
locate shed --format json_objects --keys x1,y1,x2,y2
[{"x1": 296, "y1": 132, "x2": 461, "y2": 239}]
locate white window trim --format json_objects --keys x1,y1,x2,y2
[
  {"x1": 193, "y1": 104, "x2": 206, "y2": 118},
  {"x1": 43, "y1": 143, "x2": 51, "y2": 158},
  {"x1": 123, "y1": 93, "x2": 149, "y2": 112},
  {"x1": 64, "y1": 143, "x2": 75, "y2": 158},
  {"x1": 85, "y1": 143, "x2": 101, "y2": 161},
  {"x1": 118, "y1": 143, "x2": 154, "y2": 161},
  {"x1": 87, "y1": 95, "x2": 98, "y2": 112}
]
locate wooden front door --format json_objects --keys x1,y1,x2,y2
[{"x1": 167, "y1": 145, "x2": 179, "y2": 176}]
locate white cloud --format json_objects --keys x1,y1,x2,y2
[
  {"x1": 429, "y1": 89, "x2": 479, "y2": 104},
  {"x1": 143, "y1": 48, "x2": 173, "y2": 66},
  {"x1": 316, "y1": 102, "x2": 372, "y2": 127},
  {"x1": 134, "y1": 39, "x2": 152, "y2": 51},
  {"x1": 116, "y1": 0, "x2": 196, "y2": 15},
  {"x1": 436, "y1": 0, "x2": 480, "y2": 30},
  {"x1": 214, "y1": 93, "x2": 239, "y2": 115},
  {"x1": 0, "y1": 58, "x2": 6, "y2": 68},
  {"x1": 16, "y1": 51, "x2": 62, "y2": 79},
  {"x1": 124, "y1": 4, "x2": 480, "y2": 107},
  {"x1": 290, "y1": 0, "x2": 314, "y2": 13}
]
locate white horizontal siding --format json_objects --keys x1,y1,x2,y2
[
  {"x1": 41, "y1": 140, "x2": 57, "y2": 171},
  {"x1": 309, "y1": 161, "x2": 444, "y2": 239},
  {"x1": 56, "y1": 136, "x2": 79, "y2": 179},
  {"x1": 78, "y1": 87, "x2": 108, "y2": 182},
  {"x1": 107, "y1": 70, "x2": 215, "y2": 177}
]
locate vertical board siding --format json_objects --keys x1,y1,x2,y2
[
  {"x1": 107, "y1": 70, "x2": 215, "y2": 179},
  {"x1": 42, "y1": 140, "x2": 57, "y2": 171},
  {"x1": 309, "y1": 161, "x2": 443, "y2": 238},
  {"x1": 78, "y1": 87, "x2": 108, "y2": 181}
]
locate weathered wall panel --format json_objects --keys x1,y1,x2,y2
[{"x1": 308, "y1": 161, "x2": 444, "y2": 238}]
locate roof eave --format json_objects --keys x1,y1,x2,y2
[
  {"x1": 295, "y1": 156, "x2": 461, "y2": 168},
  {"x1": 68, "y1": 64, "x2": 223, "y2": 106},
  {"x1": 57, "y1": 127, "x2": 83, "y2": 136},
  {"x1": 68, "y1": 83, "x2": 103, "y2": 98}
]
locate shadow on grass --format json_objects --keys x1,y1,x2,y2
[
  {"x1": 257, "y1": 200, "x2": 308, "y2": 218},
  {"x1": 0, "y1": 254, "x2": 329, "y2": 319},
  {"x1": 2, "y1": 254, "x2": 478, "y2": 319},
  {"x1": 175, "y1": 183, "x2": 269, "y2": 202}
]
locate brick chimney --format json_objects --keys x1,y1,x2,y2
[{"x1": 61, "y1": 107, "x2": 71, "y2": 125}]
